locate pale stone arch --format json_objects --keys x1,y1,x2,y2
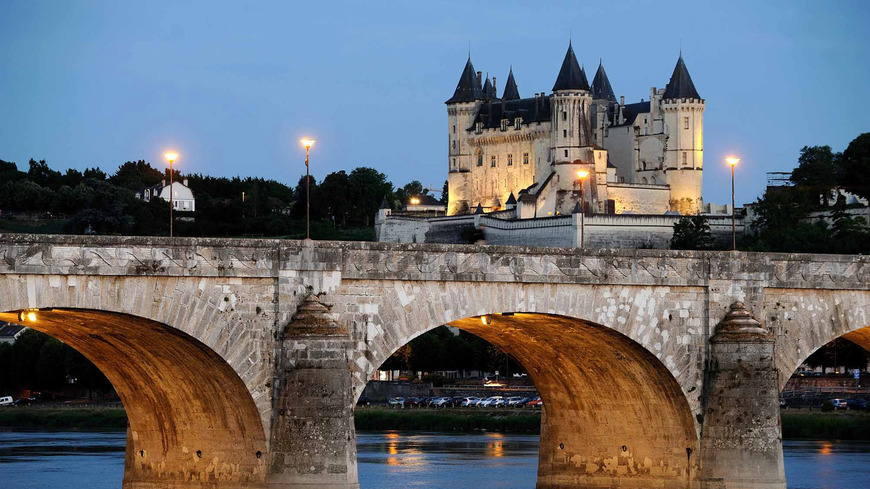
[
  {"x1": 764, "y1": 288, "x2": 870, "y2": 389},
  {"x1": 340, "y1": 279, "x2": 702, "y2": 488}
]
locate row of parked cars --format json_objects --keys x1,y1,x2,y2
[
  {"x1": 386, "y1": 395, "x2": 542, "y2": 408},
  {"x1": 829, "y1": 398, "x2": 867, "y2": 410}
]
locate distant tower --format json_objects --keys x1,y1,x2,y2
[
  {"x1": 446, "y1": 57, "x2": 485, "y2": 215},
  {"x1": 551, "y1": 42, "x2": 594, "y2": 163},
  {"x1": 590, "y1": 59, "x2": 617, "y2": 146},
  {"x1": 661, "y1": 54, "x2": 704, "y2": 214}
]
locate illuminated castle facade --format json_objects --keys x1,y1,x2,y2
[{"x1": 446, "y1": 43, "x2": 705, "y2": 217}]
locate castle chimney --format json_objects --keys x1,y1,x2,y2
[
  {"x1": 183, "y1": 178, "x2": 189, "y2": 187},
  {"x1": 477, "y1": 71, "x2": 482, "y2": 87},
  {"x1": 162, "y1": 179, "x2": 166, "y2": 187},
  {"x1": 492, "y1": 76, "x2": 497, "y2": 95},
  {"x1": 620, "y1": 95, "x2": 625, "y2": 106}
]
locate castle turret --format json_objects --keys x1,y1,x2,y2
[
  {"x1": 502, "y1": 67, "x2": 520, "y2": 101},
  {"x1": 661, "y1": 54, "x2": 704, "y2": 214},
  {"x1": 446, "y1": 57, "x2": 485, "y2": 215},
  {"x1": 590, "y1": 59, "x2": 617, "y2": 145}
]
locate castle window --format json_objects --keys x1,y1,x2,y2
[
  {"x1": 682, "y1": 152, "x2": 688, "y2": 166},
  {"x1": 453, "y1": 124, "x2": 456, "y2": 134},
  {"x1": 564, "y1": 150, "x2": 568, "y2": 158},
  {"x1": 562, "y1": 112, "x2": 567, "y2": 121},
  {"x1": 563, "y1": 129, "x2": 567, "y2": 138},
  {"x1": 452, "y1": 158, "x2": 457, "y2": 169},
  {"x1": 477, "y1": 153, "x2": 483, "y2": 167},
  {"x1": 507, "y1": 154, "x2": 513, "y2": 166},
  {"x1": 452, "y1": 140, "x2": 456, "y2": 149},
  {"x1": 514, "y1": 118, "x2": 521, "y2": 129},
  {"x1": 684, "y1": 117, "x2": 689, "y2": 130},
  {"x1": 501, "y1": 119, "x2": 508, "y2": 131},
  {"x1": 523, "y1": 153, "x2": 529, "y2": 165},
  {"x1": 491, "y1": 156, "x2": 496, "y2": 167}
]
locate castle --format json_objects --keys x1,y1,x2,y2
[{"x1": 446, "y1": 42, "x2": 706, "y2": 217}]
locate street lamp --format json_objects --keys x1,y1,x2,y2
[
  {"x1": 726, "y1": 157, "x2": 740, "y2": 251},
  {"x1": 577, "y1": 170, "x2": 590, "y2": 247},
  {"x1": 300, "y1": 138, "x2": 316, "y2": 240},
  {"x1": 164, "y1": 152, "x2": 178, "y2": 238}
]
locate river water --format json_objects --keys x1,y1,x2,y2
[{"x1": 1, "y1": 429, "x2": 868, "y2": 488}]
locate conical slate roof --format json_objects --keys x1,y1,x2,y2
[
  {"x1": 474, "y1": 203, "x2": 484, "y2": 214},
  {"x1": 663, "y1": 55, "x2": 701, "y2": 100},
  {"x1": 552, "y1": 42, "x2": 590, "y2": 92},
  {"x1": 482, "y1": 75, "x2": 498, "y2": 99},
  {"x1": 446, "y1": 57, "x2": 485, "y2": 104},
  {"x1": 379, "y1": 195, "x2": 390, "y2": 210},
  {"x1": 505, "y1": 192, "x2": 517, "y2": 205},
  {"x1": 502, "y1": 68, "x2": 520, "y2": 101},
  {"x1": 591, "y1": 60, "x2": 617, "y2": 103}
]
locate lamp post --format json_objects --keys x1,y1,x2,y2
[
  {"x1": 577, "y1": 169, "x2": 590, "y2": 247},
  {"x1": 163, "y1": 152, "x2": 178, "y2": 238},
  {"x1": 726, "y1": 157, "x2": 740, "y2": 251},
  {"x1": 300, "y1": 138, "x2": 316, "y2": 240}
]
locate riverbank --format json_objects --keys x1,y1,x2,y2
[
  {"x1": 3, "y1": 406, "x2": 869, "y2": 440},
  {"x1": 0, "y1": 407, "x2": 127, "y2": 429}
]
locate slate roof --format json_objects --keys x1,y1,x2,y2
[
  {"x1": 409, "y1": 194, "x2": 444, "y2": 207},
  {"x1": 611, "y1": 101, "x2": 651, "y2": 127},
  {"x1": 505, "y1": 193, "x2": 517, "y2": 205},
  {"x1": 446, "y1": 57, "x2": 485, "y2": 104},
  {"x1": 482, "y1": 75, "x2": 498, "y2": 100},
  {"x1": 591, "y1": 60, "x2": 617, "y2": 103},
  {"x1": 552, "y1": 42, "x2": 590, "y2": 92},
  {"x1": 472, "y1": 94, "x2": 552, "y2": 129},
  {"x1": 663, "y1": 55, "x2": 701, "y2": 100},
  {"x1": 0, "y1": 323, "x2": 25, "y2": 338},
  {"x1": 502, "y1": 68, "x2": 520, "y2": 101}
]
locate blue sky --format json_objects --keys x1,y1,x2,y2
[{"x1": 1, "y1": 1, "x2": 868, "y2": 206}]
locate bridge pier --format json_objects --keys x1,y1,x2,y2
[
  {"x1": 697, "y1": 303, "x2": 786, "y2": 489},
  {"x1": 267, "y1": 294, "x2": 359, "y2": 489}
]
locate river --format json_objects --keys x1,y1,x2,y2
[{"x1": 1, "y1": 430, "x2": 868, "y2": 488}]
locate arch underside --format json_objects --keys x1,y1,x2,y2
[
  {"x1": 446, "y1": 313, "x2": 698, "y2": 489},
  {"x1": 0, "y1": 309, "x2": 267, "y2": 488}
]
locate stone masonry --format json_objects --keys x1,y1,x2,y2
[{"x1": 0, "y1": 234, "x2": 868, "y2": 489}]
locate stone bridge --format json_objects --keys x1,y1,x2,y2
[{"x1": 0, "y1": 234, "x2": 868, "y2": 489}]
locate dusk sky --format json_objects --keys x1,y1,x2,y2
[{"x1": 2, "y1": 1, "x2": 868, "y2": 207}]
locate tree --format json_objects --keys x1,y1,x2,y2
[
  {"x1": 829, "y1": 194, "x2": 870, "y2": 254},
  {"x1": 670, "y1": 215, "x2": 714, "y2": 250},
  {"x1": 348, "y1": 167, "x2": 393, "y2": 226},
  {"x1": 837, "y1": 133, "x2": 870, "y2": 201},
  {"x1": 315, "y1": 171, "x2": 351, "y2": 226},
  {"x1": 110, "y1": 160, "x2": 164, "y2": 190},
  {"x1": 440, "y1": 180, "x2": 449, "y2": 205},
  {"x1": 27, "y1": 159, "x2": 63, "y2": 190},
  {"x1": 790, "y1": 146, "x2": 838, "y2": 207}
]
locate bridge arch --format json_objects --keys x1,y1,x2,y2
[
  {"x1": 765, "y1": 289, "x2": 870, "y2": 390},
  {"x1": 342, "y1": 280, "x2": 701, "y2": 488},
  {"x1": 0, "y1": 272, "x2": 275, "y2": 488}
]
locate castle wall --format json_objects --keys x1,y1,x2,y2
[
  {"x1": 606, "y1": 183, "x2": 671, "y2": 214},
  {"x1": 603, "y1": 124, "x2": 636, "y2": 182}
]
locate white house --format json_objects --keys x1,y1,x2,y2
[{"x1": 137, "y1": 179, "x2": 196, "y2": 212}]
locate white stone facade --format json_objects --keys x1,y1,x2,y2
[{"x1": 447, "y1": 45, "x2": 706, "y2": 217}]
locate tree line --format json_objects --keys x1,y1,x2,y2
[
  {"x1": 671, "y1": 133, "x2": 870, "y2": 253},
  {"x1": 0, "y1": 158, "x2": 446, "y2": 238}
]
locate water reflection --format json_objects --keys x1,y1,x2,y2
[{"x1": 1, "y1": 429, "x2": 869, "y2": 489}]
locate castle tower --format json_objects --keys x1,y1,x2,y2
[
  {"x1": 502, "y1": 67, "x2": 520, "y2": 101},
  {"x1": 661, "y1": 54, "x2": 704, "y2": 214},
  {"x1": 446, "y1": 57, "x2": 485, "y2": 215},
  {"x1": 550, "y1": 42, "x2": 605, "y2": 214},
  {"x1": 590, "y1": 59, "x2": 617, "y2": 146}
]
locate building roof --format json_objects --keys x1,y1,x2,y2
[
  {"x1": 446, "y1": 57, "x2": 485, "y2": 104},
  {"x1": 379, "y1": 195, "x2": 390, "y2": 209},
  {"x1": 591, "y1": 60, "x2": 617, "y2": 103},
  {"x1": 472, "y1": 94, "x2": 552, "y2": 129},
  {"x1": 474, "y1": 203, "x2": 484, "y2": 214},
  {"x1": 505, "y1": 193, "x2": 517, "y2": 205},
  {"x1": 552, "y1": 42, "x2": 590, "y2": 92},
  {"x1": 482, "y1": 75, "x2": 498, "y2": 100},
  {"x1": 611, "y1": 101, "x2": 651, "y2": 127},
  {"x1": 502, "y1": 68, "x2": 520, "y2": 101},
  {"x1": 663, "y1": 55, "x2": 701, "y2": 100}
]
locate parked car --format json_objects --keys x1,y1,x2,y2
[
  {"x1": 846, "y1": 398, "x2": 868, "y2": 410},
  {"x1": 451, "y1": 396, "x2": 465, "y2": 407},
  {"x1": 387, "y1": 397, "x2": 404, "y2": 408},
  {"x1": 0, "y1": 396, "x2": 13, "y2": 407},
  {"x1": 461, "y1": 397, "x2": 480, "y2": 407},
  {"x1": 830, "y1": 398, "x2": 848, "y2": 409},
  {"x1": 13, "y1": 397, "x2": 37, "y2": 407},
  {"x1": 357, "y1": 396, "x2": 371, "y2": 406},
  {"x1": 404, "y1": 397, "x2": 423, "y2": 408},
  {"x1": 479, "y1": 396, "x2": 505, "y2": 407},
  {"x1": 505, "y1": 396, "x2": 525, "y2": 407},
  {"x1": 432, "y1": 397, "x2": 452, "y2": 407},
  {"x1": 526, "y1": 396, "x2": 542, "y2": 408}
]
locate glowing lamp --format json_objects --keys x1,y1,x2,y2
[
  {"x1": 577, "y1": 170, "x2": 590, "y2": 179},
  {"x1": 410, "y1": 197, "x2": 420, "y2": 205},
  {"x1": 480, "y1": 315, "x2": 491, "y2": 325},
  {"x1": 726, "y1": 157, "x2": 740, "y2": 167},
  {"x1": 300, "y1": 138, "x2": 316, "y2": 149},
  {"x1": 164, "y1": 153, "x2": 178, "y2": 162},
  {"x1": 18, "y1": 310, "x2": 37, "y2": 322}
]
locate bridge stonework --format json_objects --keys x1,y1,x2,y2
[{"x1": 0, "y1": 235, "x2": 868, "y2": 489}]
